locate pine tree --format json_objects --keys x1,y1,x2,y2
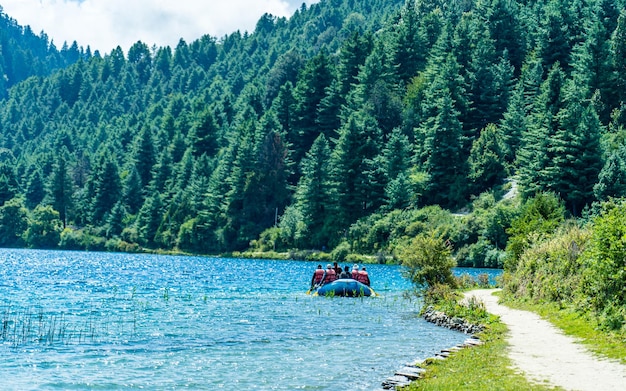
[
  {"x1": 328, "y1": 111, "x2": 383, "y2": 232},
  {"x1": 517, "y1": 63, "x2": 566, "y2": 199},
  {"x1": 611, "y1": 9, "x2": 626, "y2": 116},
  {"x1": 351, "y1": 40, "x2": 402, "y2": 135},
  {"x1": 422, "y1": 91, "x2": 466, "y2": 209},
  {"x1": 46, "y1": 153, "x2": 72, "y2": 227},
  {"x1": 594, "y1": 147, "x2": 626, "y2": 201},
  {"x1": 90, "y1": 153, "x2": 122, "y2": 224},
  {"x1": 392, "y1": 4, "x2": 427, "y2": 83},
  {"x1": 500, "y1": 83, "x2": 527, "y2": 164},
  {"x1": 294, "y1": 134, "x2": 332, "y2": 248},
  {"x1": 468, "y1": 124, "x2": 507, "y2": 195},
  {"x1": 123, "y1": 165, "x2": 143, "y2": 215},
  {"x1": 136, "y1": 193, "x2": 163, "y2": 247},
  {"x1": 546, "y1": 80, "x2": 603, "y2": 215},
  {"x1": 133, "y1": 126, "x2": 156, "y2": 193},
  {"x1": 24, "y1": 167, "x2": 46, "y2": 209},
  {"x1": 189, "y1": 109, "x2": 219, "y2": 157},
  {"x1": 291, "y1": 51, "x2": 334, "y2": 165}
]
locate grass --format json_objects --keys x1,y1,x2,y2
[
  {"x1": 499, "y1": 297, "x2": 626, "y2": 364},
  {"x1": 402, "y1": 321, "x2": 561, "y2": 390}
]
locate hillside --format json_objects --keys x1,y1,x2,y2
[
  {"x1": 0, "y1": 6, "x2": 87, "y2": 96},
  {"x1": 0, "y1": 0, "x2": 623, "y2": 259}
]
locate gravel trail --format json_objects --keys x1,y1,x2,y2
[{"x1": 464, "y1": 289, "x2": 626, "y2": 391}]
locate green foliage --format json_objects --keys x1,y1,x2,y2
[
  {"x1": 331, "y1": 241, "x2": 351, "y2": 263},
  {"x1": 23, "y1": 205, "x2": 63, "y2": 249},
  {"x1": 0, "y1": 0, "x2": 623, "y2": 259},
  {"x1": 581, "y1": 200, "x2": 626, "y2": 330},
  {"x1": 400, "y1": 233, "x2": 457, "y2": 290},
  {"x1": 504, "y1": 224, "x2": 589, "y2": 304},
  {"x1": 505, "y1": 192, "x2": 565, "y2": 270},
  {"x1": 0, "y1": 197, "x2": 28, "y2": 247}
]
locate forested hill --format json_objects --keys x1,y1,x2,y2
[
  {"x1": 0, "y1": 0, "x2": 624, "y2": 258},
  {"x1": 0, "y1": 7, "x2": 88, "y2": 97}
]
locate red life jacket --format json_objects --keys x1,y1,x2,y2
[
  {"x1": 351, "y1": 270, "x2": 359, "y2": 280},
  {"x1": 357, "y1": 270, "x2": 370, "y2": 286},
  {"x1": 313, "y1": 268, "x2": 325, "y2": 284},
  {"x1": 325, "y1": 269, "x2": 337, "y2": 283}
]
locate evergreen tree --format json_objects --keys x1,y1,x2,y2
[
  {"x1": 328, "y1": 111, "x2": 382, "y2": 233},
  {"x1": 294, "y1": 134, "x2": 332, "y2": 248},
  {"x1": 611, "y1": 9, "x2": 626, "y2": 105},
  {"x1": 517, "y1": 63, "x2": 566, "y2": 198},
  {"x1": 500, "y1": 83, "x2": 527, "y2": 164},
  {"x1": 189, "y1": 109, "x2": 219, "y2": 157},
  {"x1": 291, "y1": 51, "x2": 334, "y2": 165},
  {"x1": 422, "y1": 91, "x2": 466, "y2": 209},
  {"x1": 24, "y1": 167, "x2": 46, "y2": 209},
  {"x1": 546, "y1": 84, "x2": 603, "y2": 215},
  {"x1": 90, "y1": 153, "x2": 122, "y2": 224},
  {"x1": 594, "y1": 147, "x2": 626, "y2": 201},
  {"x1": 351, "y1": 40, "x2": 402, "y2": 135},
  {"x1": 133, "y1": 125, "x2": 156, "y2": 190},
  {"x1": 468, "y1": 124, "x2": 507, "y2": 195},
  {"x1": 46, "y1": 153, "x2": 72, "y2": 227},
  {"x1": 392, "y1": 4, "x2": 427, "y2": 83},
  {"x1": 123, "y1": 165, "x2": 143, "y2": 214},
  {"x1": 136, "y1": 193, "x2": 163, "y2": 247},
  {"x1": 106, "y1": 201, "x2": 127, "y2": 238}
]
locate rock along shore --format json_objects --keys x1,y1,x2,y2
[{"x1": 375, "y1": 306, "x2": 484, "y2": 390}]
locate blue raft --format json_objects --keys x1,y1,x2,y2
[{"x1": 314, "y1": 278, "x2": 375, "y2": 297}]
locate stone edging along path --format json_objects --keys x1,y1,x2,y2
[{"x1": 375, "y1": 306, "x2": 485, "y2": 390}]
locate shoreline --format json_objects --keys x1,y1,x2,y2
[{"x1": 376, "y1": 306, "x2": 485, "y2": 390}]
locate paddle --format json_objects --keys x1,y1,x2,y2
[{"x1": 307, "y1": 269, "x2": 327, "y2": 294}]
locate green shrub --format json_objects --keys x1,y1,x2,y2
[
  {"x1": 505, "y1": 192, "x2": 565, "y2": 271},
  {"x1": 581, "y1": 200, "x2": 626, "y2": 330},
  {"x1": 400, "y1": 232, "x2": 457, "y2": 290},
  {"x1": 504, "y1": 224, "x2": 589, "y2": 305},
  {"x1": 331, "y1": 241, "x2": 351, "y2": 263}
]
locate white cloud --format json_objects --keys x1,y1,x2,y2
[{"x1": 0, "y1": 0, "x2": 319, "y2": 54}]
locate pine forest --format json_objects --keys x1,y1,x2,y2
[{"x1": 0, "y1": 0, "x2": 625, "y2": 267}]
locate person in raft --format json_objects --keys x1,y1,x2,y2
[
  {"x1": 311, "y1": 264, "x2": 325, "y2": 289},
  {"x1": 324, "y1": 264, "x2": 337, "y2": 284},
  {"x1": 339, "y1": 265, "x2": 351, "y2": 279},
  {"x1": 351, "y1": 264, "x2": 359, "y2": 280},
  {"x1": 357, "y1": 266, "x2": 371, "y2": 286}
]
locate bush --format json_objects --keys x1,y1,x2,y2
[
  {"x1": 400, "y1": 232, "x2": 457, "y2": 290},
  {"x1": 505, "y1": 192, "x2": 565, "y2": 271},
  {"x1": 331, "y1": 241, "x2": 351, "y2": 263},
  {"x1": 23, "y1": 205, "x2": 63, "y2": 249},
  {"x1": 581, "y1": 200, "x2": 626, "y2": 330},
  {"x1": 504, "y1": 224, "x2": 589, "y2": 305}
]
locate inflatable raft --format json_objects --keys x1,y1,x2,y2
[{"x1": 313, "y1": 278, "x2": 376, "y2": 297}]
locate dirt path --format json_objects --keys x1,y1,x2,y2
[{"x1": 464, "y1": 289, "x2": 626, "y2": 391}]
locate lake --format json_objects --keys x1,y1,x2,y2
[{"x1": 0, "y1": 249, "x2": 500, "y2": 390}]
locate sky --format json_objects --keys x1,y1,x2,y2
[{"x1": 0, "y1": 0, "x2": 319, "y2": 54}]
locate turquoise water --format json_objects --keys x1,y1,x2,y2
[{"x1": 0, "y1": 249, "x2": 500, "y2": 390}]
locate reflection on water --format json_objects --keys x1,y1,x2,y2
[{"x1": 0, "y1": 249, "x2": 500, "y2": 390}]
